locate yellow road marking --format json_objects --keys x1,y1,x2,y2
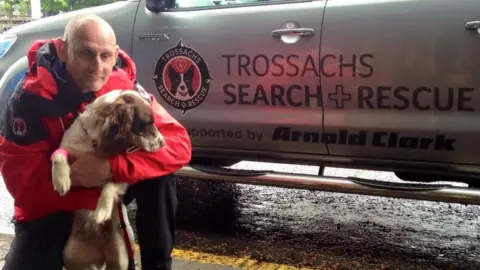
[{"x1": 134, "y1": 244, "x2": 312, "y2": 269}]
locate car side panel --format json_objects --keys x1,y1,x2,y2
[
  {"x1": 321, "y1": 0, "x2": 480, "y2": 165},
  {"x1": 131, "y1": 1, "x2": 327, "y2": 156}
]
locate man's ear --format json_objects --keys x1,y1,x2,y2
[
  {"x1": 114, "y1": 45, "x2": 119, "y2": 61},
  {"x1": 57, "y1": 38, "x2": 67, "y2": 62}
]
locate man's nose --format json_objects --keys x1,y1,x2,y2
[{"x1": 90, "y1": 56, "x2": 103, "y2": 72}]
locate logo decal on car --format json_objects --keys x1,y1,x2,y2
[{"x1": 153, "y1": 39, "x2": 213, "y2": 115}]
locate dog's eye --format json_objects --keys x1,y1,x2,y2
[
  {"x1": 131, "y1": 121, "x2": 146, "y2": 136},
  {"x1": 111, "y1": 124, "x2": 119, "y2": 134}
]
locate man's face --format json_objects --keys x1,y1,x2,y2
[{"x1": 61, "y1": 26, "x2": 119, "y2": 92}]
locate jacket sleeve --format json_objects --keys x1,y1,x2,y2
[
  {"x1": 108, "y1": 83, "x2": 192, "y2": 184},
  {"x1": 0, "y1": 90, "x2": 100, "y2": 217}
]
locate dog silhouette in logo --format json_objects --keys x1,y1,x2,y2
[{"x1": 168, "y1": 65, "x2": 195, "y2": 98}]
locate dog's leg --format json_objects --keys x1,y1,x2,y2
[
  {"x1": 63, "y1": 212, "x2": 106, "y2": 270},
  {"x1": 51, "y1": 149, "x2": 72, "y2": 196},
  {"x1": 104, "y1": 203, "x2": 134, "y2": 270},
  {"x1": 94, "y1": 182, "x2": 129, "y2": 224}
]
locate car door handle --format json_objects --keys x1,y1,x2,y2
[
  {"x1": 465, "y1": 21, "x2": 480, "y2": 30},
  {"x1": 271, "y1": 28, "x2": 315, "y2": 38}
]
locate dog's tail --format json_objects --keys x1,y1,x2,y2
[{"x1": 51, "y1": 148, "x2": 72, "y2": 196}]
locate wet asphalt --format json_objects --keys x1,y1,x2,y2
[
  {"x1": 0, "y1": 161, "x2": 477, "y2": 269},
  {"x1": 127, "y1": 162, "x2": 480, "y2": 270}
]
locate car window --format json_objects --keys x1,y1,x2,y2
[
  {"x1": 174, "y1": 0, "x2": 304, "y2": 9},
  {"x1": 175, "y1": 0, "x2": 216, "y2": 8}
]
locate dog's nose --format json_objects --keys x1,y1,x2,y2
[{"x1": 180, "y1": 85, "x2": 186, "y2": 90}]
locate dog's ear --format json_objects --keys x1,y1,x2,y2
[
  {"x1": 109, "y1": 96, "x2": 135, "y2": 136},
  {"x1": 184, "y1": 66, "x2": 195, "y2": 96},
  {"x1": 115, "y1": 103, "x2": 135, "y2": 136},
  {"x1": 185, "y1": 65, "x2": 194, "y2": 77},
  {"x1": 168, "y1": 66, "x2": 178, "y2": 95},
  {"x1": 168, "y1": 66, "x2": 177, "y2": 76},
  {"x1": 116, "y1": 94, "x2": 135, "y2": 105},
  {"x1": 97, "y1": 98, "x2": 135, "y2": 156}
]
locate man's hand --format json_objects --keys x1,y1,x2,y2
[{"x1": 67, "y1": 150, "x2": 113, "y2": 188}]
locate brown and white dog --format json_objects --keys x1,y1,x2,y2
[{"x1": 51, "y1": 89, "x2": 165, "y2": 270}]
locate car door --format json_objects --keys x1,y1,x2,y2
[
  {"x1": 131, "y1": 0, "x2": 327, "y2": 159},
  {"x1": 321, "y1": 0, "x2": 480, "y2": 165}
]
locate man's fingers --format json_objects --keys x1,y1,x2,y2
[
  {"x1": 67, "y1": 155, "x2": 78, "y2": 164},
  {"x1": 69, "y1": 171, "x2": 80, "y2": 187},
  {"x1": 65, "y1": 148, "x2": 82, "y2": 165},
  {"x1": 69, "y1": 163, "x2": 83, "y2": 187},
  {"x1": 66, "y1": 148, "x2": 82, "y2": 158}
]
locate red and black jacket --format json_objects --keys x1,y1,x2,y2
[{"x1": 0, "y1": 38, "x2": 192, "y2": 222}]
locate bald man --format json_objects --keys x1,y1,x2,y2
[{"x1": 0, "y1": 15, "x2": 191, "y2": 270}]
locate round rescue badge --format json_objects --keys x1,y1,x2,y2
[
  {"x1": 152, "y1": 39, "x2": 213, "y2": 115},
  {"x1": 12, "y1": 118, "x2": 27, "y2": 137}
]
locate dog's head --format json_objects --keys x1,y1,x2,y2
[
  {"x1": 168, "y1": 65, "x2": 195, "y2": 97},
  {"x1": 87, "y1": 90, "x2": 165, "y2": 156}
]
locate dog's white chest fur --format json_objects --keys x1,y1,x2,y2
[{"x1": 60, "y1": 117, "x2": 96, "y2": 152}]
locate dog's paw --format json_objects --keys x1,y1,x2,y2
[
  {"x1": 93, "y1": 207, "x2": 110, "y2": 224},
  {"x1": 51, "y1": 155, "x2": 71, "y2": 196},
  {"x1": 52, "y1": 171, "x2": 71, "y2": 196},
  {"x1": 93, "y1": 195, "x2": 114, "y2": 224}
]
